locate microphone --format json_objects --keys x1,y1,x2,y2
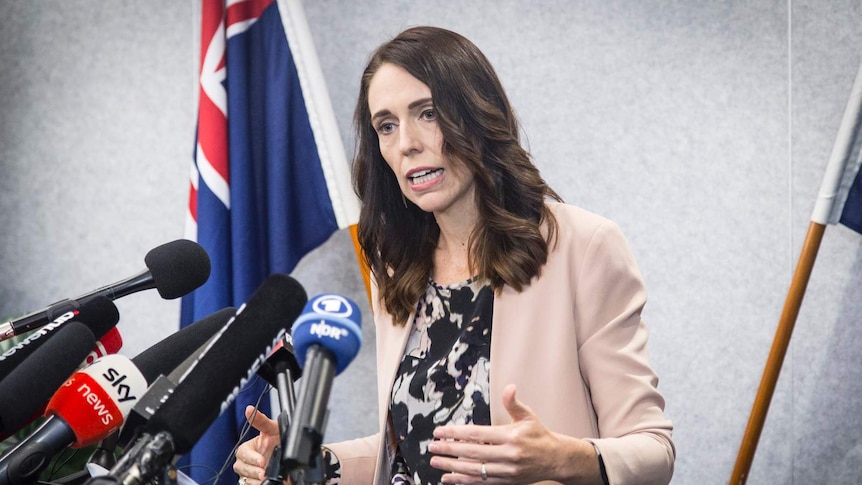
[
  {"x1": 0, "y1": 323, "x2": 123, "y2": 443},
  {"x1": 80, "y1": 327, "x2": 124, "y2": 369},
  {"x1": 0, "y1": 239, "x2": 211, "y2": 342},
  {"x1": 113, "y1": 307, "x2": 238, "y2": 448},
  {"x1": 0, "y1": 296, "x2": 120, "y2": 382},
  {"x1": 85, "y1": 307, "x2": 237, "y2": 471},
  {"x1": 131, "y1": 307, "x2": 238, "y2": 385},
  {"x1": 0, "y1": 355, "x2": 147, "y2": 485},
  {"x1": 257, "y1": 334, "x2": 303, "y2": 387},
  {"x1": 257, "y1": 334, "x2": 303, "y2": 477},
  {"x1": 282, "y1": 294, "x2": 362, "y2": 473},
  {"x1": 0, "y1": 322, "x2": 96, "y2": 437},
  {"x1": 101, "y1": 274, "x2": 307, "y2": 485}
]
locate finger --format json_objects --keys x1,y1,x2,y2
[
  {"x1": 501, "y1": 384, "x2": 534, "y2": 423},
  {"x1": 431, "y1": 456, "x2": 489, "y2": 484},
  {"x1": 239, "y1": 477, "x2": 264, "y2": 485},
  {"x1": 440, "y1": 471, "x2": 485, "y2": 484},
  {"x1": 233, "y1": 452, "x2": 266, "y2": 481},
  {"x1": 238, "y1": 445, "x2": 267, "y2": 469},
  {"x1": 428, "y1": 438, "x2": 493, "y2": 462},
  {"x1": 245, "y1": 405, "x2": 279, "y2": 436}
]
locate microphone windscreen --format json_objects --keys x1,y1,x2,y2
[
  {"x1": 96, "y1": 327, "x2": 123, "y2": 355},
  {"x1": 131, "y1": 307, "x2": 236, "y2": 384},
  {"x1": 80, "y1": 327, "x2": 124, "y2": 368},
  {"x1": 46, "y1": 354, "x2": 148, "y2": 448},
  {"x1": 291, "y1": 294, "x2": 362, "y2": 375},
  {"x1": 146, "y1": 274, "x2": 307, "y2": 453},
  {"x1": 78, "y1": 295, "x2": 121, "y2": 340},
  {"x1": 144, "y1": 239, "x2": 211, "y2": 299},
  {"x1": 0, "y1": 296, "x2": 119, "y2": 382},
  {"x1": 0, "y1": 322, "x2": 96, "y2": 435}
]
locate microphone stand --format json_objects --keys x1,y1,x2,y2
[
  {"x1": 261, "y1": 365, "x2": 300, "y2": 485},
  {"x1": 80, "y1": 431, "x2": 175, "y2": 485},
  {"x1": 261, "y1": 365, "x2": 325, "y2": 485},
  {"x1": 279, "y1": 347, "x2": 334, "y2": 485},
  {"x1": 87, "y1": 431, "x2": 120, "y2": 470}
]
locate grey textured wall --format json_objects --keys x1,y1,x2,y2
[{"x1": 1, "y1": 1, "x2": 861, "y2": 484}]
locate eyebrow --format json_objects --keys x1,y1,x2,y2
[{"x1": 370, "y1": 97, "x2": 433, "y2": 122}]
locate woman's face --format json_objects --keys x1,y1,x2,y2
[{"x1": 367, "y1": 63, "x2": 476, "y2": 218}]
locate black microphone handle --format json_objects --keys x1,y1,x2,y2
[
  {"x1": 76, "y1": 269, "x2": 155, "y2": 302},
  {"x1": 260, "y1": 364, "x2": 299, "y2": 485},
  {"x1": 276, "y1": 366, "x2": 298, "y2": 431},
  {"x1": 0, "y1": 416, "x2": 76, "y2": 485},
  {"x1": 0, "y1": 299, "x2": 79, "y2": 341},
  {"x1": 0, "y1": 270, "x2": 154, "y2": 340},
  {"x1": 282, "y1": 345, "x2": 335, "y2": 471}
]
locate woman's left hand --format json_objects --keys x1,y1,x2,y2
[{"x1": 428, "y1": 384, "x2": 600, "y2": 484}]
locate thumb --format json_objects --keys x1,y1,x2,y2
[
  {"x1": 502, "y1": 384, "x2": 535, "y2": 423},
  {"x1": 245, "y1": 405, "x2": 279, "y2": 436}
]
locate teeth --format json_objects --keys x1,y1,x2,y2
[
  {"x1": 409, "y1": 168, "x2": 442, "y2": 185},
  {"x1": 410, "y1": 169, "x2": 434, "y2": 178}
]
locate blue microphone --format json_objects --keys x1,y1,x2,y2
[{"x1": 282, "y1": 294, "x2": 362, "y2": 472}]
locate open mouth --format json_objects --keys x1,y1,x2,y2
[{"x1": 408, "y1": 168, "x2": 443, "y2": 185}]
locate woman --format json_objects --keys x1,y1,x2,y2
[{"x1": 235, "y1": 26, "x2": 674, "y2": 485}]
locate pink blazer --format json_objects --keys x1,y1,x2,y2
[{"x1": 327, "y1": 203, "x2": 675, "y2": 485}]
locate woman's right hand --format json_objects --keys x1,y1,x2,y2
[{"x1": 233, "y1": 405, "x2": 281, "y2": 484}]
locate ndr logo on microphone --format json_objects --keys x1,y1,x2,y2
[{"x1": 309, "y1": 294, "x2": 352, "y2": 341}]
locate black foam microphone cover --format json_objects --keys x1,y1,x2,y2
[
  {"x1": 131, "y1": 307, "x2": 237, "y2": 384},
  {"x1": 144, "y1": 239, "x2": 211, "y2": 299},
  {"x1": 75, "y1": 295, "x2": 121, "y2": 340},
  {"x1": 0, "y1": 322, "x2": 96, "y2": 435},
  {"x1": 0, "y1": 296, "x2": 119, "y2": 382},
  {"x1": 145, "y1": 274, "x2": 307, "y2": 454}
]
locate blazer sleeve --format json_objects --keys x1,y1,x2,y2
[
  {"x1": 574, "y1": 220, "x2": 675, "y2": 485},
  {"x1": 322, "y1": 434, "x2": 380, "y2": 485}
]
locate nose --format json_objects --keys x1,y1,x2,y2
[{"x1": 399, "y1": 120, "x2": 422, "y2": 156}]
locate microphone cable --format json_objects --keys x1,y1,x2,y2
[{"x1": 177, "y1": 375, "x2": 273, "y2": 485}]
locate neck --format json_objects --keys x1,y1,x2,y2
[
  {"x1": 434, "y1": 205, "x2": 477, "y2": 253},
  {"x1": 432, "y1": 206, "x2": 478, "y2": 284}
]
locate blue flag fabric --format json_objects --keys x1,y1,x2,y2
[
  {"x1": 838, "y1": 164, "x2": 862, "y2": 233},
  {"x1": 179, "y1": 1, "x2": 352, "y2": 484},
  {"x1": 813, "y1": 62, "x2": 862, "y2": 236}
]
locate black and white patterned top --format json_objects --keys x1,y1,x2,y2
[
  {"x1": 320, "y1": 277, "x2": 494, "y2": 485},
  {"x1": 388, "y1": 277, "x2": 494, "y2": 485}
]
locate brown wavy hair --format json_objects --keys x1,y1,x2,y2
[{"x1": 353, "y1": 26, "x2": 561, "y2": 325}]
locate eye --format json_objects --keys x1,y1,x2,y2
[
  {"x1": 420, "y1": 108, "x2": 436, "y2": 121},
  {"x1": 375, "y1": 122, "x2": 395, "y2": 135}
]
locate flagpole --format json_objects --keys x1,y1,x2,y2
[
  {"x1": 350, "y1": 224, "x2": 372, "y2": 304},
  {"x1": 730, "y1": 61, "x2": 862, "y2": 485},
  {"x1": 729, "y1": 221, "x2": 824, "y2": 484}
]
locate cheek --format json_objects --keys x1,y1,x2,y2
[
  {"x1": 380, "y1": 156, "x2": 403, "y2": 188},
  {"x1": 431, "y1": 128, "x2": 444, "y2": 151},
  {"x1": 378, "y1": 143, "x2": 399, "y2": 173}
]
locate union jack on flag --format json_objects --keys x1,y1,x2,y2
[{"x1": 181, "y1": 1, "x2": 359, "y2": 483}]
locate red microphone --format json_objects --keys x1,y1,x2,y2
[
  {"x1": 80, "y1": 327, "x2": 124, "y2": 369},
  {"x1": 0, "y1": 354, "x2": 148, "y2": 484},
  {"x1": 0, "y1": 328, "x2": 125, "y2": 443}
]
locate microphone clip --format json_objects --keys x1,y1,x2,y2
[
  {"x1": 263, "y1": 440, "x2": 324, "y2": 485},
  {"x1": 107, "y1": 431, "x2": 175, "y2": 485}
]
